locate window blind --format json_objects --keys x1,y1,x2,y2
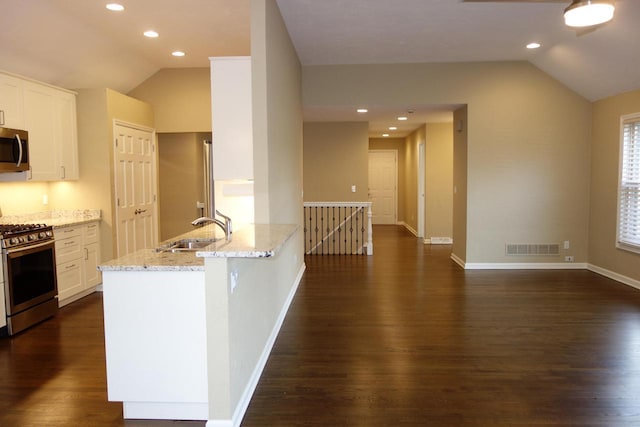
[{"x1": 618, "y1": 116, "x2": 640, "y2": 252}]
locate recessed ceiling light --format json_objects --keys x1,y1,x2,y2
[
  {"x1": 383, "y1": 133, "x2": 390, "y2": 137},
  {"x1": 144, "y1": 30, "x2": 159, "y2": 38},
  {"x1": 357, "y1": 108, "x2": 368, "y2": 113},
  {"x1": 389, "y1": 126, "x2": 398, "y2": 130},
  {"x1": 106, "y1": 3, "x2": 124, "y2": 11},
  {"x1": 171, "y1": 51, "x2": 185, "y2": 57},
  {"x1": 397, "y1": 116, "x2": 408, "y2": 121},
  {"x1": 526, "y1": 42, "x2": 541, "y2": 49}
]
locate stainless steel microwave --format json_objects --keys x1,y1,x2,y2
[{"x1": 0, "y1": 127, "x2": 29, "y2": 173}]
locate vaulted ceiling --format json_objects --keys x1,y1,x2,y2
[{"x1": 2, "y1": 0, "x2": 639, "y2": 133}]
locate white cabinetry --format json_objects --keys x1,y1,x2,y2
[
  {"x1": 55, "y1": 226, "x2": 84, "y2": 305},
  {"x1": 0, "y1": 73, "x2": 24, "y2": 129},
  {"x1": 210, "y1": 56, "x2": 253, "y2": 180},
  {"x1": 55, "y1": 221, "x2": 101, "y2": 307},
  {"x1": 0, "y1": 71, "x2": 78, "y2": 182},
  {"x1": 83, "y1": 222, "x2": 102, "y2": 288},
  {"x1": 23, "y1": 81, "x2": 79, "y2": 181}
]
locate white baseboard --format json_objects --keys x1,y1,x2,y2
[
  {"x1": 588, "y1": 264, "x2": 640, "y2": 290},
  {"x1": 397, "y1": 221, "x2": 418, "y2": 237},
  {"x1": 450, "y1": 253, "x2": 465, "y2": 268},
  {"x1": 426, "y1": 237, "x2": 453, "y2": 245},
  {"x1": 207, "y1": 263, "x2": 306, "y2": 427},
  {"x1": 463, "y1": 262, "x2": 589, "y2": 270}
]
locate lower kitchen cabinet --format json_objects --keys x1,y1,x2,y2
[
  {"x1": 54, "y1": 221, "x2": 102, "y2": 307},
  {"x1": 83, "y1": 222, "x2": 102, "y2": 288}
]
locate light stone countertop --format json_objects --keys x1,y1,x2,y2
[
  {"x1": 0, "y1": 209, "x2": 101, "y2": 228},
  {"x1": 98, "y1": 223, "x2": 299, "y2": 272}
]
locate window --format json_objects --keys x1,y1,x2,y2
[{"x1": 617, "y1": 114, "x2": 640, "y2": 253}]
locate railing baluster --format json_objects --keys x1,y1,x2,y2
[
  {"x1": 355, "y1": 207, "x2": 360, "y2": 255},
  {"x1": 332, "y1": 206, "x2": 335, "y2": 255},
  {"x1": 303, "y1": 202, "x2": 373, "y2": 256}
]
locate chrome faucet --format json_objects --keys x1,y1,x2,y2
[{"x1": 191, "y1": 210, "x2": 232, "y2": 241}]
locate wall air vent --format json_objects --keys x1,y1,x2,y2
[{"x1": 505, "y1": 243, "x2": 560, "y2": 256}]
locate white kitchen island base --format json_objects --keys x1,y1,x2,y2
[
  {"x1": 100, "y1": 224, "x2": 303, "y2": 426},
  {"x1": 102, "y1": 270, "x2": 208, "y2": 420}
]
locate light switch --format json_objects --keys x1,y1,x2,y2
[{"x1": 351, "y1": 185, "x2": 356, "y2": 193}]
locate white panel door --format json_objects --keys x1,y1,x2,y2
[
  {"x1": 114, "y1": 124, "x2": 158, "y2": 257},
  {"x1": 368, "y1": 150, "x2": 397, "y2": 224}
]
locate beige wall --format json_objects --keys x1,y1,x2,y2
[
  {"x1": 369, "y1": 137, "x2": 405, "y2": 221},
  {"x1": 303, "y1": 62, "x2": 591, "y2": 264},
  {"x1": 452, "y1": 106, "x2": 468, "y2": 261},
  {"x1": 251, "y1": 0, "x2": 303, "y2": 226},
  {"x1": 590, "y1": 89, "x2": 640, "y2": 282},
  {"x1": 128, "y1": 68, "x2": 212, "y2": 133},
  {"x1": 403, "y1": 126, "x2": 423, "y2": 232},
  {"x1": 425, "y1": 122, "x2": 453, "y2": 240},
  {"x1": 157, "y1": 132, "x2": 209, "y2": 240},
  {"x1": 303, "y1": 122, "x2": 369, "y2": 202},
  {"x1": 0, "y1": 181, "x2": 49, "y2": 215}
]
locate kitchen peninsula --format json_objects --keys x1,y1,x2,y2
[{"x1": 98, "y1": 223, "x2": 303, "y2": 427}]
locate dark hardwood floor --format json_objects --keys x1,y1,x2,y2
[{"x1": 1, "y1": 225, "x2": 639, "y2": 426}]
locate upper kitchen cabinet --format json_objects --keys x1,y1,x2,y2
[
  {"x1": 210, "y1": 57, "x2": 253, "y2": 180},
  {"x1": 0, "y1": 73, "x2": 25, "y2": 129},
  {"x1": 23, "y1": 80, "x2": 79, "y2": 181}
]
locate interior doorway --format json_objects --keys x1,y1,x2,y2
[
  {"x1": 368, "y1": 150, "x2": 397, "y2": 224},
  {"x1": 113, "y1": 122, "x2": 158, "y2": 257}
]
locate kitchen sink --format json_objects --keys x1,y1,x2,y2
[{"x1": 155, "y1": 238, "x2": 221, "y2": 253}]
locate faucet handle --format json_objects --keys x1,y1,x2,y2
[{"x1": 215, "y1": 210, "x2": 232, "y2": 234}]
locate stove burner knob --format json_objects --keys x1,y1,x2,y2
[
  {"x1": 46, "y1": 231, "x2": 53, "y2": 237},
  {"x1": 18, "y1": 236, "x2": 26, "y2": 243},
  {"x1": 39, "y1": 232, "x2": 47, "y2": 238},
  {"x1": 10, "y1": 237, "x2": 19, "y2": 245},
  {"x1": 29, "y1": 233, "x2": 38, "y2": 241}
]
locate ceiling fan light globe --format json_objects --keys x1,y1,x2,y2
[{"x1": 564, "y1": 1, "x2": 615, "y2": 28}]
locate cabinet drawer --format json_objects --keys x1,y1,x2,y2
[
  {"x1": 54, "y1": 227, "x2": 83, "y2": 264},
  {"x1": 84, "y1": 222, "x2": 99, "y2": 244}
]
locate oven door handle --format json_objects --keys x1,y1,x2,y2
[{"x1": 6, "y1": 239, "x2": 54, "y2": 255}]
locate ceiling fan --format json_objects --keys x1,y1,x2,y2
[{"x1": 463, "y1": 0, "x2": 615, "y2": 28}]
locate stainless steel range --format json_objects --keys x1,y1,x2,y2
[{"x1": 0, "y1": 223, "x2": 58, "y2": 335}]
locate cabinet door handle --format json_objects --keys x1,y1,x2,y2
[
  {"x1": 61, "y1": 166, "x2": 66, "y2": 179},
  {"x1": 0, "y1": 110, "x2": 4, "y2": 126},
  {"x1": 84, "y1": 248, "x2": 89, "y2": 261}
]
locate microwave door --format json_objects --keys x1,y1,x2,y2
[{"x1": 0, "y1": 128, "x2": 29, "y2": 172}]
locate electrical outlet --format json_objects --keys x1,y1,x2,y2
[
  {"x1": 564, "y1": 256, "x2": 574, "y2": 262},
  {"x1": 230, "y1": 270, "x2": 239, "y2": 292}
]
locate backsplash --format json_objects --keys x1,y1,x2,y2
[{"x1": 0, "y1": 182, "x2": 50, "y2": 216}]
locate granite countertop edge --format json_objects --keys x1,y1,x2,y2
[
  {"x1": 0, "y1": 209, "x2": 101, "y2": 228},
  {"x1": 98, "y1": 223, "x2": 299, "y2": 272}
]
